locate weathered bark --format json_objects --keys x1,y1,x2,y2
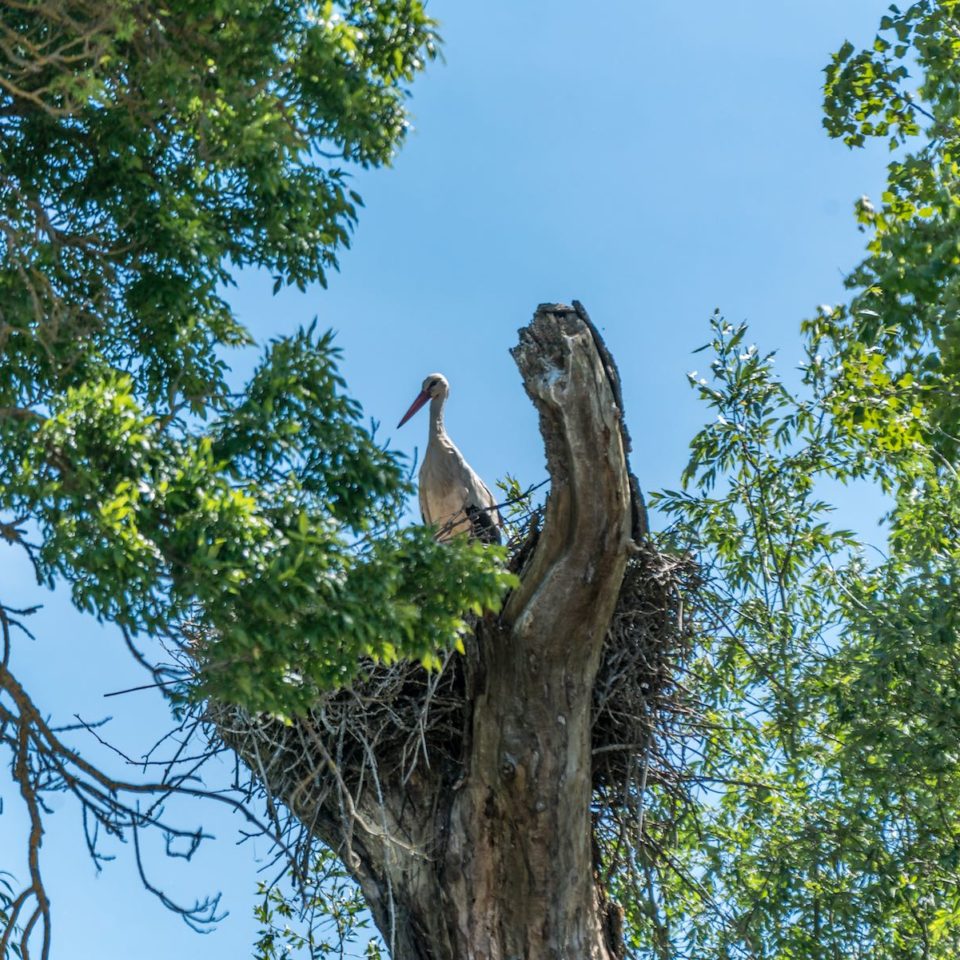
[
  {"x1": 438, "y1": 304, "x2": 632, "y2": 958},
  {"x1": 221, "y1": 303, "x2": 640, "y2": 959}
]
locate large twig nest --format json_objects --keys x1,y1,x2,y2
[
  {"x1": 212, "y1": 518, "x2": 694, "y2": 845},
  {"x1": 592, "y1": 539, "x2": 696, "y2": 795}
]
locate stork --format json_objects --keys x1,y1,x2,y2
[{"x1": 397, "y1": 373, "x2": 503, "y2": 544}]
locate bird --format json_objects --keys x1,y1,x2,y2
[{"x1": 397, "y1": 373, "x2": 503, "y2": 544}]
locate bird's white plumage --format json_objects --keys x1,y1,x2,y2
[{"x1": 404, "y1": 373, "x2": 502, "y2": 542}]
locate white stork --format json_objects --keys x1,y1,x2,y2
[{"x1": 397, "y1": 373, "x2": 503, "y2": 544}]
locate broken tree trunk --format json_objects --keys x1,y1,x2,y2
[
  {"x1": 218, "y1": 302, "x2": 644, "y2": 959},
  {"x1": 437, "y1": 304, "x2": 634, "y2": 958}
]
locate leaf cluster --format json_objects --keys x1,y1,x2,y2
[
  {"x1": 817, "y1": 1, "x2": 960, "y2": 457},
  {"x1": 253, "y1": 848, "x2": 383, "y2": 959}
]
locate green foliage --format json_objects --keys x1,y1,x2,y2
[
  {"x1": 615, "y1": 22, "x2": 960, "y2": 933},
  {"x1": 2, "y1": 326, "x2": 511, "y2": 715},
  {"x1": 494, "y1": 472, "x2": 546, "y2": 541},
  {"x1": 1, "y1": 0, "x2": 439, "y2": 378},
  {"x1": 637, "y1": 307, "x2": 960, "y2": 959},
  {"x1": 253, "y1": 849, "x2": 383, "y2": 959},
  {"x1": 0, "y1": 871, "x2": 22, "y2": 960},
  {"x1": 0, "y1": 1, "x2": 513, "y2": 718},
  {"x1": 817, "y1": 1, "x2": 960, "y2": 455}
]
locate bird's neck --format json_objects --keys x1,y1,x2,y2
[{"x1": 429, "y1": 395, "x2": 447, "y2": 440}]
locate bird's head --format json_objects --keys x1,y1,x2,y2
[{"x1": 397, "y1": 373, "x2": 448, "y2": 428}]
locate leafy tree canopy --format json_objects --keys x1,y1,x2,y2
[
  {"x1": 620, "y1": 5, "x2": 960, "y2": 957},
  {"x1": 0, "y1": 0, "x2": 511, "y2": 717},
  {"x1": 817, "y1": 0, "x2": 960, "y2": 456}
]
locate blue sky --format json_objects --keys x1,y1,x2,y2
[{"x1": 2, "y1": 1, "x2": 896, "y2": 956}]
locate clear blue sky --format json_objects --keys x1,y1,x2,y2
[{"x1": 2, "y1": 1, "x2": 895, "y2": 956}]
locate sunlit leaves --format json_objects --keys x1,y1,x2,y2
[
  {"x1": 610, "y1": 8, "x2": 960, "y2": 958},
  {"x1": 0, "y1": 2, "x2": 515, "y2": 719},
  {"x1": 830, "y1": 345, "x2": 926, "y2": 454},
  {"x1": 253, "y1": 847, "x2": 381, "y2": 958},
  {"x1": 647, "y1": 300, "x2": 960, "y2": 958},
  {"x1": 819, "y1": 1, "x2": 960, "y2": 457},
  {"x1": 0, "y1": 0, "x2": 438, "y2": 404},
  {"x1": 0, "y1": 328, "x2": 513, "y2": 716}
]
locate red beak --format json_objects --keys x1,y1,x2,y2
[{"x1": 397, "y1": 390, "x2": 430, "y2": 428}]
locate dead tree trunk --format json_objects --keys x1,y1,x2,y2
[
  {"x1": 219, "y1": 303, "x2": 646, "y2": 959},
  {"x1": 437, "y1": 305, "x2": 633, "y2": 958}
]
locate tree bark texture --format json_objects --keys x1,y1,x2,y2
[{"x1": 223, "y1": 303, "x2": 640, "y2": 959}]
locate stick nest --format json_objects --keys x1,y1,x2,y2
[{"x1": 211, "y1": 510, "x2": 697, "y2": 863}]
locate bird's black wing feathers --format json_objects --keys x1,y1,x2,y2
[{"x1": 465, "y1": 504, "x2": 501, "y2": 545}]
